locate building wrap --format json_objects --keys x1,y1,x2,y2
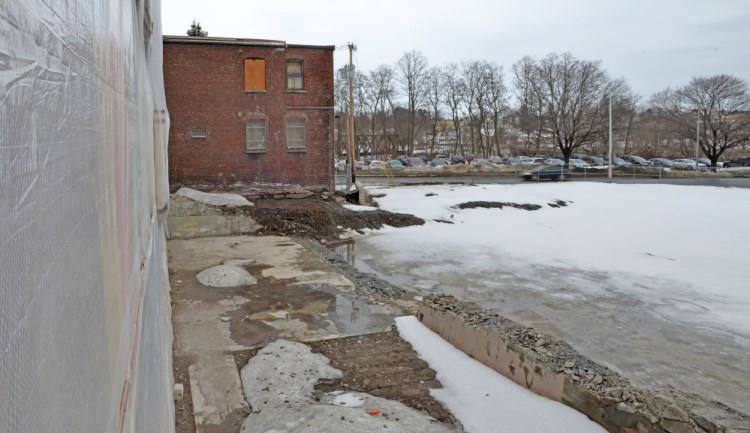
[{"x1": 0, "y1": 0, "x2": 174, "y2": 432}]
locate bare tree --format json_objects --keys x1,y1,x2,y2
[
  {"x1": 511, "y1": 56, "x2": 546, "y2": 156},
  {"x1": 483, "y1": 62, "x2": 508, "y2": 156},
  {"x1": 333, "y1": 74, "x2": 350, "y2": 157},
  {"x1": 369, "y1": 65, "x2": 397, "y2": 136},
  {"x1": 649, "y1": 74, "x2": 750, "y2": 166},
  {"x1": 425, "y1": 67, "x2": 443, "y2": 158},
  {"x1": 513, "y1": 53, "x2": 612, "y2": 164},
  {"x1": 597, "y1": 78, "x2": 640, "y2": 156},
  {"x1": 442, "y1": 63, "x2": 465, "y2": 156},
  {"x1": 396, "y1": 50, "x2": 429, "y2": 155},
  {"x1": 461, "y1": 60, "x2": 484, "y2": 156}
]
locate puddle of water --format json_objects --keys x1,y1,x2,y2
[{"x1": 327, "y1": 240, "x2": 356, "y2": 267}]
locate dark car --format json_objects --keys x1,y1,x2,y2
[
  {"x1": 407, "y1": 157, "x2": 426, "y2": 167},
  {"x1": 582, "y1": 156, "x2": 606, "y2": 166},
  {"x1": 649, "y1": 158, "x2": 674, "y2": 168},
  {"x1": 610, "y1": 157, "x2": 632, "y2": 167},
  {"x1": 723, "y1": 157, "x2": 750, "y2": 167},
  {"x1": 621, "y1": 155, "x2": 651, "y2": 166},
  {"x1": 451, "y1": 155, "x2": 466, "y2": 164},
  {"x1": 521, "y1": 165, "x2": 570, "y2": 181}
]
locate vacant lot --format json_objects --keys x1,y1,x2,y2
[{"x1": 348, "y1": 183, "x2": 750, "y2": 415}]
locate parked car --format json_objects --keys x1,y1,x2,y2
[
  {"x1": 723, "y1": 157, "x2": 750, "y2": 167},
  {"x1": 429, "y1": 158, "x2": 449, "y2": 167},
  {"x1": 451, "y1": 155, "x2": 466, "y2": 164},
  {"x1": 582, "y1": 156, "x2": 607, "y2": 167},
  {"x1": 569, "y1": 158, "x2": 591, "y2": 169},
  {"x1": 621, "y1": 155, "x2": 651, "y2": 166},
  {"x1": 407, "y1": 157, "x2": 426, "y2": 167},
  {"x1": 488, "y1": 155, "x2": 503, "y2": 164},
  {"x1": 396, "y1": 155, "x2": 410, "y2": 166},
  {"x1": 689, "y1": 158, "x2": 712, "y2": 167},
  {"x1": 470, "y1": 159, "x2": 490, "y2": 166},
  {"x1": 571, "y1": 153, "x2": 589, "y2": 159},
  {"x1": 369, "y1": 160, "x2": 384, "y2": 170},
  {"x1": 671, "y1": 159, "x2": 706, "y2": 170},
  {"x1": 521, "y1": 165, "x2": 570, "y2": 181},
  {"x1": 385, "y1": 159, "x2": 405, "y2": 169},
  {"x1": 544, "y1": 158, "x2": 564, "y2": 166},
  {"x1": 611, "y1": 157, "x2": 632, "y2": 167},
  {"x1": 649, "y1": 158, "x2": 674, "y2": 168},
  {"x1": 502, "y1": 157, "x2": 524, "y2": 165}
]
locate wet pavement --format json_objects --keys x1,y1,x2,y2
[
  {"x1": 350, "y1": 236, "x2": 750, "y2": 416},
  {"x1": 168, "y1": 236, "x2": 417, "y2": 433}
]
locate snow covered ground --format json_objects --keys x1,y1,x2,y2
[
  {"x1": 350, "y1": 183, "x2": 750, "y2": 413},
  {"x1": 396, "y1": 316, "x2": 607, "y2": 433}
]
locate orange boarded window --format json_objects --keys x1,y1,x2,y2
[{"x1": 244, "y1": 59, "x2": 266, "y2": 91}]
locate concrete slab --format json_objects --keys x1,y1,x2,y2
[
  {"x1": 239, "y1": 340, "x2": 459, "y2": 433},
  {"x1": 169, "y1": 235, "x2": 408, "y2": 433}
]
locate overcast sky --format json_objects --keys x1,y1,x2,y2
[{"x1": 161, "y1": 0, "x2": 750, "y2": 101}]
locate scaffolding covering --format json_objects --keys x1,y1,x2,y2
[{"x1": 0, "y1": 0, "x2": 173, "y2": 431}]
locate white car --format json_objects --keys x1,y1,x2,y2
[
  {"x1": 569, "y1": 158, "x2": 591, "y2": 169},
  {"x1": 369, "y1": 160, "x2": 384, "y2": 170},
  {"x1": 671, "y1": 159, "x2": 706, "y2": 170}
]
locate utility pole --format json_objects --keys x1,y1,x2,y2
[
  {"x1": 346, "y1": 42, "x2": 357, "y2": 185},
  {"x1": 607, "y1": 94, "x2": 613, "y2": 180}
]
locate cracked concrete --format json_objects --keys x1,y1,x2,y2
[{"x1": 169, "y1": 235, "x2": 407, "y2": 433}]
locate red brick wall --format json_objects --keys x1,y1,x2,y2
[{"x1": 163, "y1": 40, "x2": 335, "y2": 190}]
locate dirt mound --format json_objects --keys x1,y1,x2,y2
[
  {"x1": 454, "y1": 201, "x2": 542, "y2": 211},
  {"x1": 248, "y1": 196, "x2": 424, "y2": 240}
]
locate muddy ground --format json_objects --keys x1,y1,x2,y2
[
  {"x1": 241, "y1": 189, "x2": 423, "y2": 241},
  {"x1": 172, "y1": 189, "x2": 750, "y2": 433},
  {"x1": 172, "y1": 190, "x2": 452, "y2": 433}
]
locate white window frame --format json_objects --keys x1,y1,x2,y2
[{"x1": 246, "y1": 119, "x2": 267, "y2": 152}]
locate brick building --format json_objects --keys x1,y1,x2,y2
[{"x1": 163, "y1": 36, "x2": 335, "y2": 189}]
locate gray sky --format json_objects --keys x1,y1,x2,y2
[{"x1": 161, "y1": 0, "x2": 750, "y2": 101}]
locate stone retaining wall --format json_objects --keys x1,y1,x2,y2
[{"x1": 418, "y1": 294, "x2": 750, "y2": 433}]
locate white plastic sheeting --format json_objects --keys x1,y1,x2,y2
[{"x1": 1, "y1": 0, "x2": 173, "y2": 432}]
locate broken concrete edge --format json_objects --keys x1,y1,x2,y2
[
  {"x1": 417, "y1": 294, "x2": 750, "y2": 433},
  {"x1": 354, "y1": 181, "x2": 369, "y2": 206}
]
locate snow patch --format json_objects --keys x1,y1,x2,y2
[
  {"x1": 396, "y1": 316, "x2": 607, "y2": 433},
  {"x1": 175, "y1": 187, "x2": 253, "y2": 207}
]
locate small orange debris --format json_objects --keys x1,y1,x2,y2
[{"x1": 367, "y1": 408, "x2": 381, "y2": 416}]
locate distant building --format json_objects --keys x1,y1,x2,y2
[{"x1": 163, "y1": 36, "x2": 335, "y2": 189}]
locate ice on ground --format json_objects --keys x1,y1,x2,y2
[
  {"x1": 364, "y1": 183, "x2": 750, "y2": 333},
  {"x1": 327, "y1": 392, "x2": 366, "y2": 407},
  {"x1": 343, "y1": 204, "x2": 379, "y2": 212},
  {"x1": 355, "y1": 183, "x2": 750, "y2": 413},
  {"x1": 175, "y1": 187, "x2": 254, "y2": 207},
  {"x1": 396, "y1": 316, "x2": 607, "y2": 433},
  {"x1": 241, "y1": 339, "x2": 341, "y2": 406}
]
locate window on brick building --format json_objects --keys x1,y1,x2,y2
[
  {"x1": 287, "y1": 59, "x2": 304, "y2": 91},
  {"x1": 246, "y1": 119, "x2": 266, "y2": 152},
  {"x1": 286, "y1": 119, "x2": 306, "y2": 150},
  {"x1": 191, "y1": 128, "x2": 207, "y2": 138},
  {"x1": 244, "y1": 59, "x2": 266, "y2": 91}
]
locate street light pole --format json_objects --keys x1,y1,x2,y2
[
  {"x1": 608, "y1": 94, "x2": 613, "y2": 180},
  {"x1": 695, "y1": 115, "x2": 700, "y2": 180}
]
